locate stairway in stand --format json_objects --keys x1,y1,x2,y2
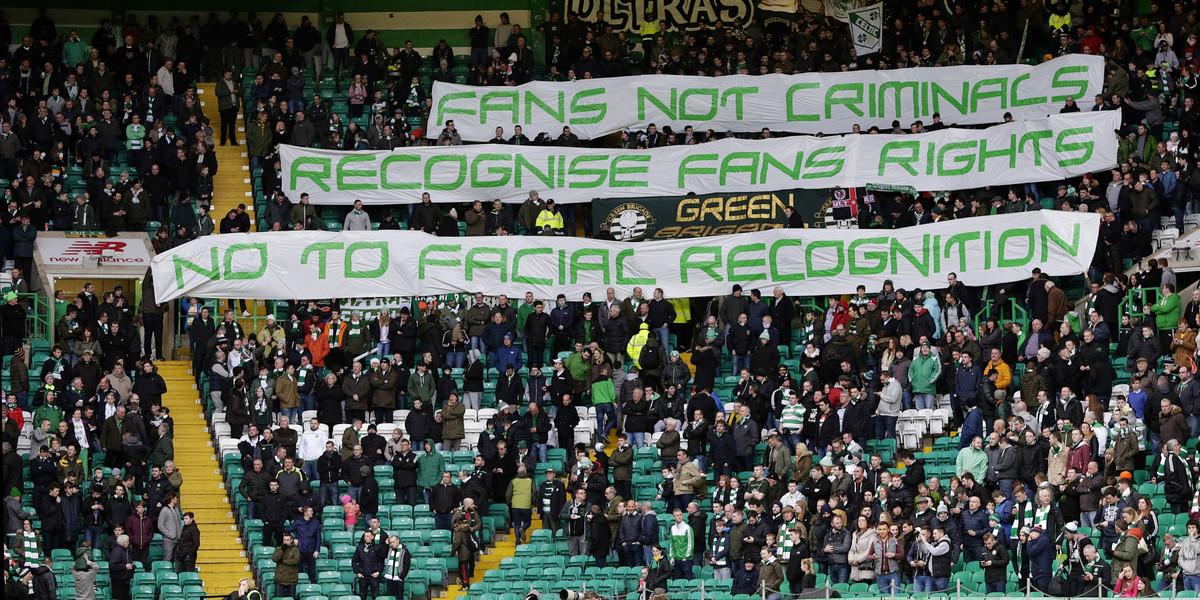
[
  {"x1": 160, "y1": 360, "x2": 250, "y2": 597},
  {"x1": 451, "y1": 431, "x2": 618, "y2": 599},
  {"x1": 444, "y1": 515, "x2": 542, "y2": 600},
  {"x1": 195, "y1": 83, "x2": 255, "y2": 230}
]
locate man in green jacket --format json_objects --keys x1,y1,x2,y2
[
  {"x1": 215, "y1": 68, "x2": 242, "y2": 146},
  {"x1": 955, "y1": 435, "x2": 989, "y2": 482},
  {"x1": 1148, "y1": 283, "x2": 1180, "y2": 351},
  {"x1": 273, "y1": 533, "x2": 301, "y2": 598},
  {"x1": 407, "y1": 362, "x2": 436, "y2": 406},
  {"x1": 416, "y1": 439, "x2": 444, "y2": 502},
  {"x1": 1110, "y1": 523, "x2": 1146, "y2": 585},
  {"x1": 245, "y1": 111, "x2": 273, "y2": 172},
  {"x1": 910, "y1": 341, "x2": 942, "y2": 410},
  {"x1": 609, "y1": 434, "x2": 634, "y2": 501}
]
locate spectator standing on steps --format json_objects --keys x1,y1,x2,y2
[
  {"x1": 177, "y1": 512, "x2": 200, "y2": 572},
  {"x1": 352, "y1": 530, "x2": 385, "y2": 599},
  {"x1": 272, "y1": 533, "x2": 301, "y2": 599},
  {"x1": 108, "y1": 534, "x2": 134, "y2": 600},
  {"x1": 158, "y1": 492, "x2": 181, "y2": 568},
  {"x1": 287, "y1": 505, "x2": 323, "y2": 583}
]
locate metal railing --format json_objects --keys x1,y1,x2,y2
[
  {"x1": 17, "y1": 292, "x2": 53, "y2": 344},
  {"x1": 1117, "y1": 287, "x2": 1159, "y2": 338}
]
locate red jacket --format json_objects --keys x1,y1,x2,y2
[{"x1": 125, "y1": 514, "x2": 154, "y2": 549}]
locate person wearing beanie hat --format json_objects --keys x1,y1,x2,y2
[
  {"x1": 1027, "y1": 522, "x2": 1054, "y2": 591},
  {"x1": 72, "y1": 542, "x2": 101, "y2": 598},
  {"x1": 750, "y1": 328, "x2": 781, "y2": 375}
]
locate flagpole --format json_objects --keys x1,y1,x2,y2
[{"x1": 1016, "y1": 18, "x2": 1030, "y2": 63}]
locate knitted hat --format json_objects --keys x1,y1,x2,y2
[
  {"x1": 73, "y1": 547, "x2": 90, "y2": 571},
  {"x1": 1128, "y1": 527, "x2": 1143, "y2": 539}
]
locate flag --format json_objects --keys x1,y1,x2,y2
[
  {"x1": 826, "y1": 0, "x2": 858, "y2": 23},
  {"x1": 849, "y1": 3, "x2": 883, "y2": 55},
  {"x1": 831, "y1": 188, "x2": 858, "y2": 220}
]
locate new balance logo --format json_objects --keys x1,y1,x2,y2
[{"x1": 62, "y1": 241, "x2": 128, "y2": 256}]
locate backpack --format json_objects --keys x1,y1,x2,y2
[{"x1": 640, "y1": 344, "x2": 662, "y2": 370}]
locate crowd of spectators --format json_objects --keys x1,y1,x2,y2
[
  {"x1": 3, "y1": 3, "x2": 1200, "y2": 600},
  {"x1": 3, "y1": 279, "x2": 199, "y2": 600},
  {"x1": 1, "y1": 2, "x2": 1199, "y2": 253}
]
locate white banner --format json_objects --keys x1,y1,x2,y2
[
  {"x1": 849, "y1": 3, "x2": 883, "y2": 56},
  {"x1": 282, "y1": 111, "x2": 1119, "y2": 205},
  {"x1": 151, "y1": 212, "x2": 1100, "y2": 303},
  {"x1": 428, "y1": 55, "x2": 1103, "y2": 141}
]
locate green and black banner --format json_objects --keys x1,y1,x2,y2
[{"x1": 591, "y1": 189, "x2": 831, "y2": 241}]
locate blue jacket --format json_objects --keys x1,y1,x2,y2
[
  {"x1": 960, "y1": 508, "x2": 990, "y2": 548},
  {"x1": 1027, "y1": 532, "x2": 1054, "y2": 579},
  {"x1": 496, "y1": 345, "x2": 522, "y2": 372},
  {"x1": 732, "y1": 563, "x2": 759, "y2": 596},
  {"x1": 959, "y1": 407, "x2": 984, "y2": 449},
  {"x1": 746, "y1": 300, "x2": 769, "y2": 335},
  {"x1": 483, "y1": 321, "x2": 515, "y2": 351},
  {"x1": 640, "y1": 511, "x2": 660, "y2": 546},
  {"x1": 549, "y1": 305, "x2": 574, "y2": 336},
  {"x1": 1160, "y1": 169, "x2": 1177, "y2": 202},
  {"x1": 954, "y1": 364, "x2": 982, "y2": 407},
  {"x1": 707, "y1": 431, "x2": 737, "y2": 474},
  {"x1": 993, "y1": 499, "x2": 1014, "y2": 538},
  {"x1": 286, "y1": 516, "x2": 323, "y2": 555},
  {"x1": 1097, "y1": 499, "x2": 1127, "y2": 542}
]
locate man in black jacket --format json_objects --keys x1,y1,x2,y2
[
  {"x1": 351, "y1": 530, "x2": 385, "y2": 599},
  {"x1": 537, "y1": 468, "x2": 567, "y2": 533},
  {"x1": 980, "y1": 533, "x2": 1010, "y2": 593},
  {"x1": 259, "y1": 480, "x2": 290, "y2": 548},
  {"x1": 342, "y1": 445, "x2": 368, "y2": 500},
  {"x1": 524, "y1": 301, "x2": 551, "y2": 368},
  {"x1": 29, "y1": 558, "x2": 56, "y2": 600},
  {"x1": 522, "y1": 402, "x2": 552, "y2": 463},
  {"x1": 430, "y1": 471, "x2": 463, "y2": 531},
  {"x1": 316, "y1": 441, "x2": 342, "y2": 509},
  {"x1": 1071, "y1": 543, "x2": 1110, "y2": 597},
  {"x1": 391, "y1": 438, "x2": 419, "y2": 506},
  {"x1": 358, "y1": 466, "x2": 380, "y2": 524}
]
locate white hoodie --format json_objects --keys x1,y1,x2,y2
[{"x1": 298, "y1": 426, "x2": 329, "y2": 462}]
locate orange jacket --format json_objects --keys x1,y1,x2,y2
[{"x1": 305, "y1": 331, "x2": 330, "y2": 367}]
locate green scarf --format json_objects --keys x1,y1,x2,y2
[
  {"x1": 1033, "y1": 505, "x2": 1050, "y2": 530},
  {"x1": 383, "y1": 544, "x2": 407, "y2": 580},
  {"x1": 21, "y1": 530, "x2": 40, "y2": 566}
]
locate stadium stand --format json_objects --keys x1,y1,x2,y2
[{"x1": 3, "y1": 3, "x2": 1200, "y2": 600}]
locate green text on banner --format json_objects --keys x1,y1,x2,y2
[
  {"x1": 282, "y1": 111, "x2": 1119, "y2": 205},
  {"x1": 151, "y1": 212, "x2": 1100, "y2": 302},
  {"x1": 427, "y1": 55, "x2": 1103, "y2": 141}
]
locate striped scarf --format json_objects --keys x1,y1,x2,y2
[
  {"x1": 383, "y1": 545, "x2": 407, "y2": 581},
  {"x1": 21, "y1": 531, "x2": 40, "y2": 567},
  {"x1": 1011, "y1": 500, "x2": 1034, "y2": 539},
  {"x1": 1033, "y1": 505, "x2": 1051, "y2": 530},
  {"x1": 710, "y1": 534, "x2": 728, "y2": 567},
  {"x1": 777, "y1": 524, "x2": 794, "y2": 560}
]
